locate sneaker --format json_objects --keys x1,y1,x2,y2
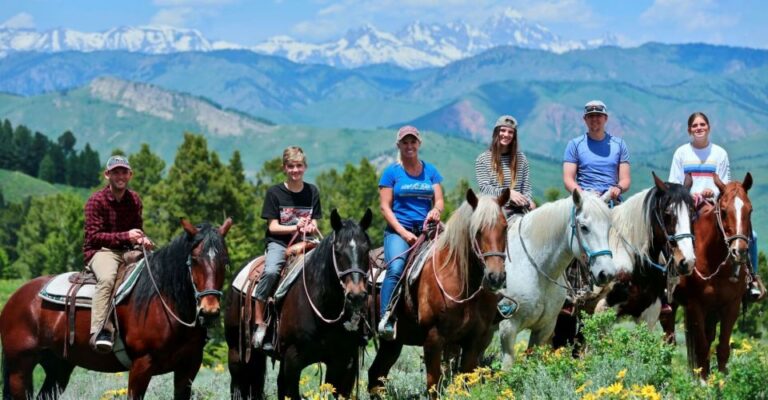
[
  {"x1": 252, "y1": 324, "x2": 267, "y2": 349},
  {"x1": 497, "y1": 299, "x2": 518, "y2": 319},
  {"x1": 377, "y1": 312, "x2": 396, "y2": 341},
  {"x1": 660, "y1": 303, "x2": 673, "y2": 314},
  {"x1": 93, "y1": 330, "x2": 113, "y2": 354},
  {"x1": 749, "y1": 284, "x2": 762, "y2": 301}
]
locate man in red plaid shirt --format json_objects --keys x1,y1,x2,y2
[{"x1": 83, "y1": 155, "x2": 153, "y2": 353}]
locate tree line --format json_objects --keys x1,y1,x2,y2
[{"x1": 0, "y1": 119, "x2": 101, "y2": 188}]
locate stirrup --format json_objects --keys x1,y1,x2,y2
[{"x1": 252, "y1": 324, "x2": 268, "y2": 349}]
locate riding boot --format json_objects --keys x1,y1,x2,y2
[
  {"x1": 252, "y1": 299, "x2": 268, "y2": 348},
  {"x1": 751, "y1": 274, "x2": 766, "y2": 301}
]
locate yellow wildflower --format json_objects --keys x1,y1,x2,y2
[
  {"x1": 213, "y1": 363, "x2": 225, "y2": 373},
  {"x1": 318, "y1": 383, "x2": 336, "y2": 394},
  {"x1": 616, "y1": 369, "x2": 627, "y2": 380},
  {"x1": 581, "y1": 393, "x2": 598, "y2": 400},
  {"x1": 498, "y1": 388, "x2": 515, "y2": 399}
]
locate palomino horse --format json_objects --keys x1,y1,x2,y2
[
  {"x1": 368, "y1": 189, "x2": 509, "y2": 397},
  {"x1": 672, "y1": 173, "x2": 753, "y2": 379},
  {"x1": 225, "y1": 209, "x2": 372, "y2": 400},
  {"x1": 0, "y1": 219, "x2": 233, "y2": 399},
  {"x1": 498, "y1": 190, "x2": 616, "y2": 367},
  {"x1": 552, "y1": 173, "x2": 696, "y2": 350}
]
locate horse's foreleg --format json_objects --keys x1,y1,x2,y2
[
  {"x1": 277, "y1": 346, "x2": 305, "y2": 400},
  {"x1": 716, "y1": 302, "x2": 741, "y2": 374},
  {"x1": 127, "y1": 356, "x2": 154, "y2": 400},
  {"x1": 423, "y1": 328, "x2": 444, "y2": 398},
  {"x1": 173, "y1": 356, "x2": 202, "y2": 400},
  {"x1": 684, "y1": 304, "x2": 710, "y2": 379},
  {"x1": 498, "y1": 320, "x2": 519, "y2": 368},
  {"x1": 659, "y1": 303, "x2": 677, "y2": 345},
  {"x1": 367, "y1": 340, "x2": 403, "y2": 395},
  {"x1": 228, "y1": 346, "x2": 266, "y2": 400},
  {"x1": 459, "y1": 328, "x2": 494, "y2": 374},
  {"x1": 324, "y1": 350, "x2": 359, "y2": 398}
]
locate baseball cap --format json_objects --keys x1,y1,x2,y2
[
  {"x1": 494, "y1": 115, "x2": 518, "y2": 130},
  {"x1": 396, "y1": 125, "x2": 422, "y2": 143},
  {"x1": 106, "y1": 155, "x2": 132, "y2": 171},
  {"x1": 584, "y1": 100, "x2": 608, "y2": 116}
]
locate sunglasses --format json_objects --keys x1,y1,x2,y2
[{"x1": 584, "y1": 105, "x2": 606, "y2": 113}]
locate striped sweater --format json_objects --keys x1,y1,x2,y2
[{"x1": 474, "y1": 150, "x2": 532, "y2": 203}]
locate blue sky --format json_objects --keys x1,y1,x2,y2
[{"x1": 1, "y1": 0, "x2": 766, "y2": 49}]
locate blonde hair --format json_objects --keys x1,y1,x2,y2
[{"x1": 282, "y1": 146, "x2": 307, "y2": 167}]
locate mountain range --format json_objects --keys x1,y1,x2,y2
[{"x1": 0, "y1": 10, "x2": 615, "y2": 69}]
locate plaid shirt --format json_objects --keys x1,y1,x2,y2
[{"x1": 83, "y1": 186, "x2": 144, "y2": 264}]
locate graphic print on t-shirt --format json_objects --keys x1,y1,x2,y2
[
  {"x1": 279, "y1": 206, "x2": 313, "y2": 226},
  {"x1": 399, "y1": 182, "x2": 433, "y2": 198}
]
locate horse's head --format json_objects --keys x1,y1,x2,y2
[
  {"x1": 714, "y1": 173, "x2": 753, "y2": 264},
  {"x1": 330, "y1": 208, "x2": 373, "y2": 311},
  {"x1": 649, "y1": 172, "x2": 696, "y2": 276},
  {"x1": 570, "y1": 190, "x2": 615, "y2": 285},
  {"x1": 466, "y1": 188, "x2": 509, "y2": 291},
  {"x1": 181, "y1": 218, "x2": 232, "y2": 325}
]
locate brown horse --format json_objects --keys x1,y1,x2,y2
[
  {"x1": 0, "y1": 219, "x2": 232, "y2": 399},
  {"x1": 368, "y1": 189, "x2": 509, "y2": 397},
  {"x1": 670, "y1": 173, "x2": 753, "y2": 379},
  {"x1": 225, "y1": 209, "x2": 372, "y2": 400}
]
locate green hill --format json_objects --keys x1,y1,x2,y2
[{"x1": 0, "y1": 169, "x2": 89, "y2": 203}]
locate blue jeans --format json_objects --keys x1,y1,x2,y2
[
  {"x1": 381, "y1": 229, "x2": 411, "y2": 317},
  {"x1": 750, "y1": 230, "x2": 759, "y2": 274},
  {"x1": 253, "y1": 242, "x2": 287, "y2": 301}
]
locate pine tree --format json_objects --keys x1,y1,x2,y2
[
  {"x1": 12, "y1": 125, "x2": 34, "y2": 174},
  {"x1": 57, "y1": 131, "x2": 76, "y2": 156},
  {"x1": 0, "y1": 120, "x2": 17, "y2": 169},
  {"x1": 37, "y1": 154, "x2": 56, "y2": 183},
  {"x1": 79, "y1": 144, "x2": 102, "y2": 188},
  {"x1": 128, "y1": 144, "x2": 165, "y2": 195}
]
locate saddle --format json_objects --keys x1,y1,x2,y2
[
  {"x1": 233, "y1": 241, "x2": 317, "y2": 360},
  {"x1": 37, "y1": 250, "x2": 145, "y2": 356}
]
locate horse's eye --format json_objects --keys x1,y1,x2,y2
[{"x1": 580, "y1": 225, "x2": 590, "y2": 234}]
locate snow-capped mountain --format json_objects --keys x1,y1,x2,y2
[
  {"x1": 0, "y1": 25, "x2": 240, "y2": 57},
  {"x1": 0, "y1": 10, "x2": 617, "y2": 68},
  {"x1": 253, "y1": 9, "x2": 618, "y2": 69}
]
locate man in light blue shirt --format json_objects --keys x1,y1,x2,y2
[{"x1": 563, "y1": 100, "x2": 631, "y2": 201}]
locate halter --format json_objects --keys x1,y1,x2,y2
[
  {"x1": 652, "y1": 207, "x2": 695, "y2": 264},
  {"x1": 302, "y1": 232, "x2": 369, "y2": 324},
  {"x1": 569, "y1": 206, "x2": 613, "y2": 265},
  {"x1": 714, "y1": 199, "x2": 751, "y2": 249},
  {"x1": 142, "y1": 238, "x2": 224, "y2": 328}
]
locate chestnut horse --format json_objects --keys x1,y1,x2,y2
[
  {"x1": 0, "y1": 219, "x2": 232, "y2": 400},
  {"x1": 368, "y1": 189, "x2": 509, "y2": 397},
  {"x1": 670, "y1": 173, "x2": 753, "y2": 380},
  {"x1": 226, "y1": 209, "x2": 372, "y2": 400}
]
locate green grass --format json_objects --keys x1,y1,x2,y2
[{"x1": 0, "y1": 169, "x2": 91, "y2": 204}]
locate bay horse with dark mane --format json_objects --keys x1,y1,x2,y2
[
  {"x1": 226, "y1": 209, "x2": 372, "y2": 400},
  {"x1": 368, "y1": 189, "x2": 508, "y2": 397},
  {"x1": 0, "y1": 218, "x2": 232, "y2": 399},
  {"x1": 665, "y1": 173, "x2": 753, "y2": 380}
]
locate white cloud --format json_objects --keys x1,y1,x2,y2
[
  {"x1": 151, "y1": 8, "x2": 196, "y2": 27},
  {"x1": 292, "y1": 19, "x2": 342, "y2": 39},
  {"x1": 153, "y1": 0, "x2": 233, "y2": 5},
  {"x1": 641, "y1": 0, "x2": 737, "y2": 30},
  {"x1": 318, "y1": 3, "x2": 346, "y2": 16},
  {"x1": 0, "y1": 12, "x2": 36, "y2": 29}
]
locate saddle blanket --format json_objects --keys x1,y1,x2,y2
[
  {"x1": 407, "y1": 242, "x2": 435, "y2": 286},
  {"x1": 38, "y1": 259, "x2": 146, "y2": 308},
  {"x1": 231, "y1": 250, "x2": 315, "y2": 302}
]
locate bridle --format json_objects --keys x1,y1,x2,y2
[
  {"x1": 714, "y1": 197, "x2": 751, "y2": 252},
  {"x1": 569, "y1": 206, "x2": 613, "y2": 266},
  {"x1": 652, "y1": 203, "x2": 695, "y2": 272}
]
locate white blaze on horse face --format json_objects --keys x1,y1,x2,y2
[
  {"x1": 674, "y1": 203, "x2": 695, "y2": 262},
  {"x1": 734, "y1": 197, "x2": 744, "y2": 238},
  {"x1": 349, "y1": 239, "x2": 358, "y2": 268},
  {"x1": 208, "y1": 247, "x2": 218, "y2": 262}
]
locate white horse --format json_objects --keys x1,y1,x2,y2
[{"x1": 498, "y1": 190, "x2": 616, "y2": 366}]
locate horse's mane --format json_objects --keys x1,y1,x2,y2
[
  {"x1": 611, "y1": 188, "x2": 653, "y2": 257},
  {"x1": 434, "y1": 195, "x2": 502, "y2": 286},
  {"x1": 132, "y1": 223, "x2": 229, "y2": 321}
]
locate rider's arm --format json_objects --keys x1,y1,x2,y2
[
  {"x1": 379, "y1": 187, "x2": 409, "y2": 237},
  {"x1": 475, "y1": 152, "x2": 502, "y2": 197},
  {"x1": 428, "y1": 184, "x2": 444, "y2": 223},
  {"x1": 268, "y1": 219, "x2": 301, "y2": 235},
  {"x1": 563, "y1": 162, "x2": 581, "y2": 193},
  {"x1": 617, "y1": 163, "x2": 631, "y2": 193}
]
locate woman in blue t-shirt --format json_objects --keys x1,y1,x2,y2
[{"x1": 378, "y1": 125, "x2": 444, "y2": 339}]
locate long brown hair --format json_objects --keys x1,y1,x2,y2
[{"x1": 489, "y1": 126, "x2": 518, "y2": 187}]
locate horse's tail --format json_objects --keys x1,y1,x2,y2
[{"x1": 683, "y1": 307, "x2": 697, "y2": 372}]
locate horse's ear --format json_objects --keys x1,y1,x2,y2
[
  {"x1": 498, "y1": 188, "x2": 510, "y2": 208},
  {"x1": 683, "y1": 173, "x2": 693, "y2": 190},
  {"x1": 331, "y1": 209, "x2": 342, "y2": 232},
  {"x1": 219, "y1": 218, "x2": 233, "y2": 236},
  {"x1": 743, "y1": 172, "x2": 753, "y2": 192},
  {"x1": 713, "y1": 173, "x2": 726, "y2": 194},
  {"x1": 572, "y1": 189, "x2": 583, "y2": 209},
  {"x1": 652, "y1": 171, "x2": 667, "y2": 192},
  {"x1": 466, "y1": 188, "x2": 478, "y2": 209},
  {"x1": 360, "y1": 208, "x2": 373, "y2": 231},
  {"x1": 181, "y1": 218, "x2": 198, "y2": 236}
]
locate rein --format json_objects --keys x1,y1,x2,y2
[{"x1": 141, "y1": 242, "x2": 222, "y2": 328}]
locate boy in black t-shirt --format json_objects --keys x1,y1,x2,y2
[{"x1": 252, "y1": 146, "x2": 322, "y2": 349}]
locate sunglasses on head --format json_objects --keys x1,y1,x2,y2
[{"x1": 585, "y1": 105, "x2": 606, "y2": 113}]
